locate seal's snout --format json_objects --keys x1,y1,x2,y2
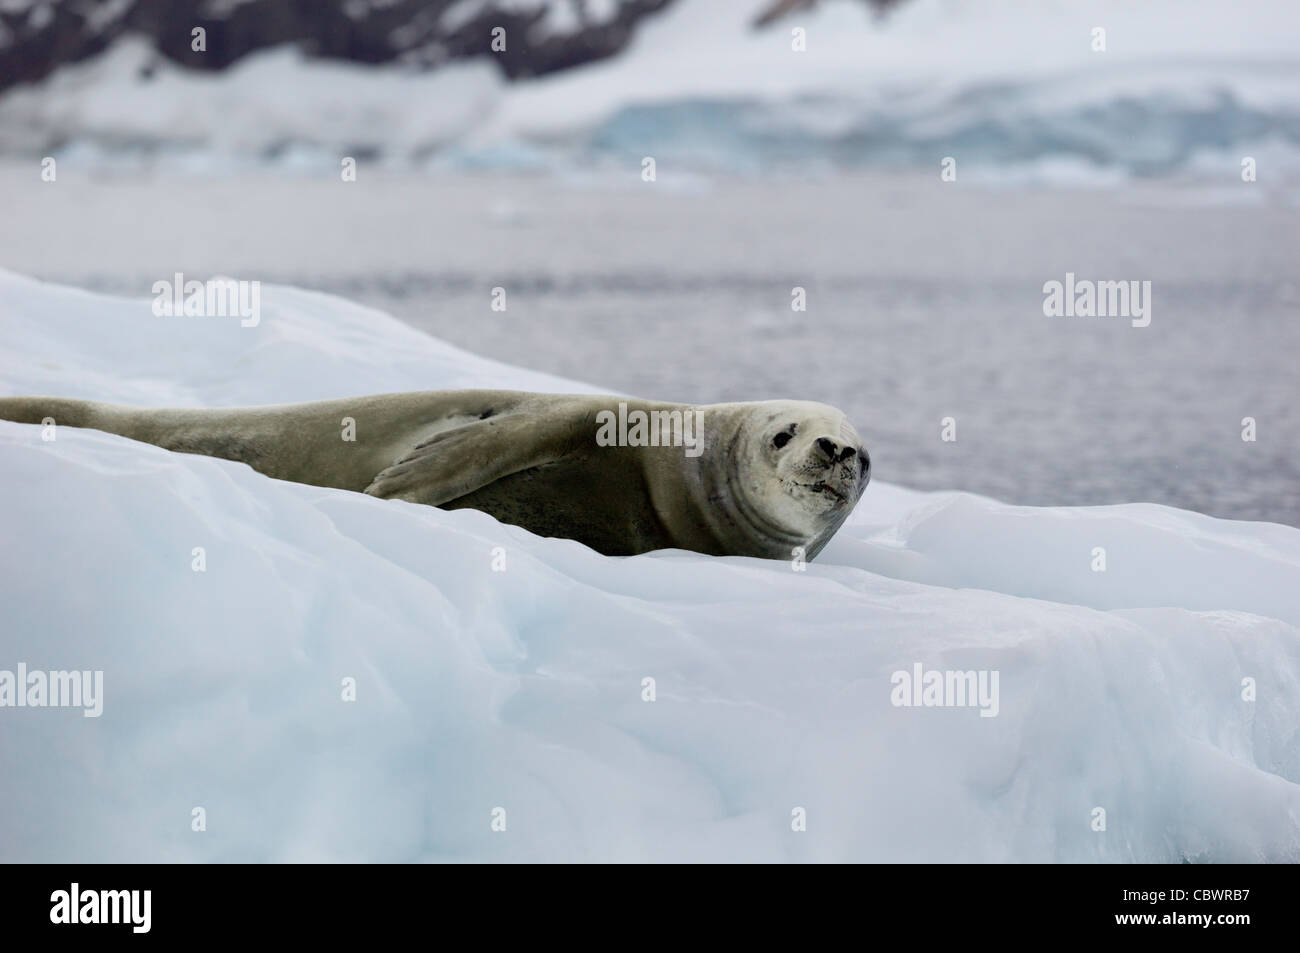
[{"x1": 814, "y1": 437, "x2": 856, "y2": 465}]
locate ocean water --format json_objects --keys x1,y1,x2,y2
[{"x1": 1, "y1": 169, "x2": 1296, "y2": 526}]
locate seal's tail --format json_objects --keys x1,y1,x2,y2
[
  {"x1": 0, "y1": 396, "x2": 180, "y2": 449},
  {"x1": 0, "y1": 396, "x2": 106, "y2": 429},
  {"x1": 0, "y1": 396, "x2": 286, "y2": 477}
]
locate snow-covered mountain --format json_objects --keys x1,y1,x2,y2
[
  {"x1": 1, "y1": 0, "x2": 1298, "y2": 180},
  {"x1": 0, "y1": 0, "x2": 901, "y2": 90},
  {"x1": 0, "y1": 0, "x2": 674, "y2": 89}
]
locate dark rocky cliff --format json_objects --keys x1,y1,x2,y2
[{"x1": 0, "y1": 0, "x2": 903, "y2": 94}]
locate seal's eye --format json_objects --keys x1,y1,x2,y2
[{"x1": 772, "y1": 431, "x2": 792, "y2": 449}]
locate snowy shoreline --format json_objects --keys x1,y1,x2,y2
[{"x1": 2, "y1": 270, "x2": 1298, "y2": 862}]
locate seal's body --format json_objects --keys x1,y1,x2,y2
[{"x1": 0, "y1": 391, "x2": 870, "y2": 559}]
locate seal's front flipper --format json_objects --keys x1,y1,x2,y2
[{"x1": 363, "y1": 409, "x2": 586, "y2": 507}]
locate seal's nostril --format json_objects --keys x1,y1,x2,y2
[
  {"x1": 838, "y1": 446, "x2": 856, "y2": 462},
  {"x1": 817, "y1": 437, "x2": 838, "y2": 458}
]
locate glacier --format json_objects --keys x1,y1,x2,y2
[
  {"x1": 1, "y1": 268, "x2": 1298, "y2": 862},
  {"x1": 2, "y1": 0, "x2": 1299, "y2": 183}
]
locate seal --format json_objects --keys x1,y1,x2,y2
[{"x1": 0, "y1": 390, "x2": 870, "y2": 559}]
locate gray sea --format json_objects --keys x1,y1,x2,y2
[{"x1": 2, "y1": 168, "x2": 1296, "y2": 526}]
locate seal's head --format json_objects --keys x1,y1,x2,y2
[{"x1": 723, "y1": 401, "x2": 870, "y2": 558}]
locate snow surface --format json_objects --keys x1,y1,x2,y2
[{"x1": 1, "y1": 268, "x2": 1298, "y2": 862}]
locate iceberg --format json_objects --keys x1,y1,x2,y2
[{"x1": 1, "y1": 269, "x2": 1297, "y2": 862}]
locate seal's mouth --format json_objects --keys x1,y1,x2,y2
[{"x1": 800, "y1": 481, "x2": 848, "y2": 504}]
